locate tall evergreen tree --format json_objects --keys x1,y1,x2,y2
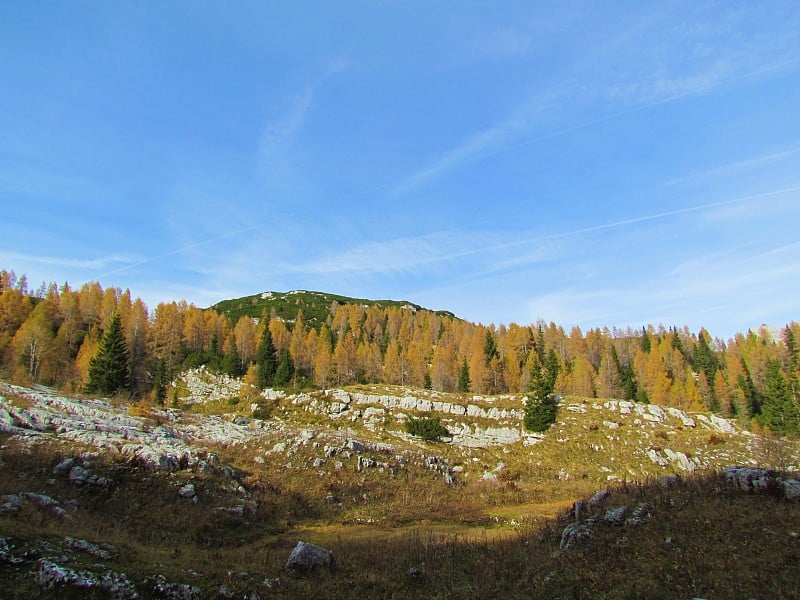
[
  {"x1": 222, "y1": 342, "x2": 244, "y2": 378},
  {"x1": 483, "y1": 330, "x2": 498, "y2": 365},
  {"x1": 207, "y1": 329, "x2": 222, "y2": 371},
  {"x1": 640, "y1": 327, "x2": 651, "y2": 352},
  {"x1": 273, "y1": 349, "x2": 295, "y2": 386},
  {"x1": 736, "y1": 359, "x2": 761, "y2": 417},
  {"x1": 86, "y1": 314, "x2": 129, "y2": 395},
  {"x1": 611, "y1": 344, "x2": 637, "y2": 401},
  {"x1": 457, "y1": 358, "x2": 470, "y2": 392},
  {"x1": 256, "y1": 327, "x2": 277, "y2": 389},
  {"x1": 784, "y1": 326, "x2": 798, "y2": 372},
  {"x1": 693, "y1": 329, "x2": 718, "y2": 388},
  {"x1": 524, "y1": 348, "x2": 561, "y2": 431},
  {"x1": 152, "y1": 358, "x2": 167, "y2": 405},
  {"x1": 760, "y1": 359, "x2": 800, "y2": 434}
]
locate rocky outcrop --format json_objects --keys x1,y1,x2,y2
[
  {"x1": 722, "y1": 466, "x2": 800, "y2": 500},
  {"x1": 560, "y1": 522, "x2": 593, "y2": 549},
  {"x1": 177, "y1": 367, "x2": 242, "y2": 404},
  {"x1": 348, "y1": 391, "x2": 524, "y2": 421},
  {"x1": 447, "y1": 423, "x2": 523, "y2": 447},
  {"x1": 1, "y1": 492, "x2": 70, "y2": 519},
  {"x1": 0, "y1": 382, "x2": 251, "y2": 474},
  {"x1": 285, "y1": 541, "x2": 333, "y2": 573},
  {"x1": 560, "y1": 496, "x2": 653, "y2": 550},
  {"x1": 35, "y1": 558, "x2": 138, "y2": 599}
]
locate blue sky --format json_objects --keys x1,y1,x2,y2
[{"x1": 1, "y1": 1, "x2": 799, "y2": 340}]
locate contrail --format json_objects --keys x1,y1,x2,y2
[
  {"x1": 480, "y1": 185, "x2": 800, "y2": 255},
  {"x1": 98, "y1": 223, "x2": 264, "y2": 279},
  {"x1": 396, "y1": 56, "x2": 800, "y2": 192}
]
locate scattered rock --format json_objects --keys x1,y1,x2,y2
[
  {"x1": 625, "y1": 503, "x2": 653, "y2": 526},
  {"x1": 560, "y1": 522, "x2": 593, "y2": 549},
  {"x1": 2, "y1": 492, "x2": 70, "y2": 519},
  {"x1": 659, "y1": 474, "x2": 681, "y2": 487},
  {"x1": 52, "y1": 457, "x2": 76, "y2": 475},
  {"x1": 64, "y1": 536, "x2": 112, "y2": 560},
  {"x1": 285, "y1": 541, "x2": 333, "y2": 573},
  {"x1": 178, "y1": 483, "x2": 196, "y2": 499},
  {"x1": 723, "y1": 467, "x2": 778, "y2": 494},
  {"x1": 663, "y1": 449, "x2": 696, "y2": 472},
  {"x1": 646, "y1": 449, "x2": 669, "y2": 467},
  {"x1": 35, "y1": 558, "x2": 137, "y2": 599},
  {"x1": 151, "y1": 575, "x2": 201, "y2": 599},
  {"x1": 587, "y1": 489, "x2": 609, "y2": 509},
  {"x1": 783, "y1": 479, "x2": 800, "y2": 501},
  {"x1": 263, "y1": 577, "x2": 281, "y2": 588},
  {"x1": 67, "y1": 464, "x2": 112, "y2": 487},
  {"x1": 723, "y1": 466, "x2": 800, "y2": 501},
  {"x1": 0, "y1": 536, "x2": 23, "y2": 565},
  {"x1": 603, "y1": 506, "x2": 629, "y2": 525}
]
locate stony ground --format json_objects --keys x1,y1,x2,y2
[{"x1": 1, "y1": 373, "x2": 799, "y2": 598}]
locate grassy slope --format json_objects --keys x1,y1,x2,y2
[
  {"x1": 2, "y1": 383, "x2": 800, "y2": 598},
  {"x1": 3, "y1": 440, "x2": 799, "y2": 599}
]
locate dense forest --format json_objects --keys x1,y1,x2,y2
[{"x1": 1, "y1": 269, "x2": 798, "y2": 434}]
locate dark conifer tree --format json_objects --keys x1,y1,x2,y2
[
  {"x1": 256, "y1": 327, "x2": 277, "y2": 389},
  {"x1": 457, "y1": 358, "x2": 470, "y2": 392},
  {"x1": 693, "y1": 329, "x2": 718, "y2": 388},
  {"x1": 222, "y1": 343, "x2": 244, "y2": 378},
  {"x1": 152, "y1": 358, "x2": 167, "y2": 405},
  {"x1": 640, "y1": 327, "x2": 651, "y2": 352},
  {"x1": 483, "y1": 330, "x2": 498, "y2": 365},
  {"x1": 273, "y1": 349, "x2": 294, "y2": 386},
  {"x1": 761, "y1": 359, "x2": 800, "y2": 434},
  {"x1": 86, "y1": 314, "x2": 129, "y2": 395}
]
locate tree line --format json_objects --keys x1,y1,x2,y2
[{"x1": 1, "y1": 269, "x2": 798, "y2": 434}]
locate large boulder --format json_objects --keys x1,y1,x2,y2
[
  {"x1": 723, "y1": 467, "x2": 779, "y2": 493},
  {"x1": 285, "y1": 541, "x2": 333, "y2": 573}
]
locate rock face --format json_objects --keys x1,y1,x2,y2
[
  {"x1": 285, "y1": 541, "x2": 333, "y2": 573},
  {"x1": 722, "y1": 466, "x2": 800, "y2": 500}
]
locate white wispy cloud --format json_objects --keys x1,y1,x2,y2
[
  {"x1": 287, "y1": 230, "x2": 491, "y2": 277},
  {"x1": 0, "y1": 251, "x2": 141, "y2": 271},
  {"x1": 257, "y1": 59, "x2": 347, "y2": 176},
  {"x1": 666, "y1": 146, "x2": 800, "y2": 188},
  {"x1": 283, "y1": 185, "x2": 800, "y2": 281},
  {"x1": 397, "y1": 6, "x2": 800, "y2": 192},
  {"x1": 524, "y1": 240, "x2": 800, "y2": 338}
]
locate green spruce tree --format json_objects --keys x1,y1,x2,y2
[
  {"x1": 524, "y1": 349, "x2": 561, "y2": 431},
  {"x1": 760, "y1": 359, "x2": 800, "y2": 434},
  {"x1": 222, "y1": 343, "x2": 244, "y2": 378},
  {"x1": 273, "y1": 349, "x2": 294, "y2": 386},
  {"x1": 256, "y1": 327, "x2": 277, "y2": 389},
  {"x1": 457, "y1": 358, "x2": 470, "y2": 392},
  {"x1": 86, "y1": 314, "x2": 130, "y2": 395}
]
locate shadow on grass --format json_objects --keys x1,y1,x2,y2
[{"x1": 1, "y1": 438, "x2": 799, "y2": 599}]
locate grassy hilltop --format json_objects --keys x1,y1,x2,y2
[{"x1": 210, "y1": 290, "x2": 457, "y2": 325}]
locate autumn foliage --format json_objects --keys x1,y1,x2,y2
[{"x1": 1, "y1": 269, "x2": 799, "y2": 433}]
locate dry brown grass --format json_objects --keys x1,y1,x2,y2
[{"x1": 2, "y1": 429, "x2": 800, "y2": 598}]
